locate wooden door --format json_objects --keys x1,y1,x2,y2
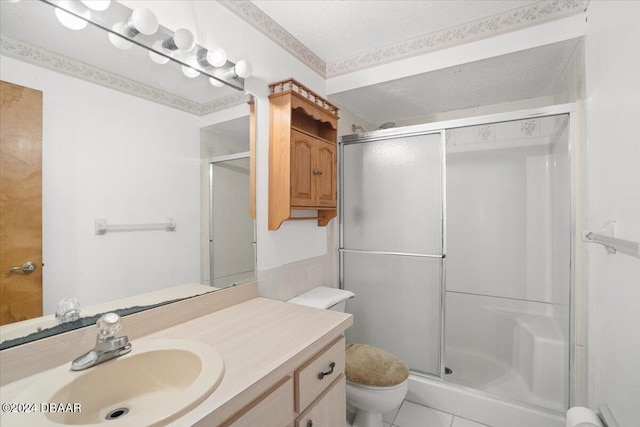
[
  {"x1": 0, "y1": 80, "x2": 43, "y2": 326},
  {"x1": 290, "y1": 130, "x2": 314, "y2": 207},
  {"x1": 313, "y1": 141, "x2": 336, "y2": 207}
]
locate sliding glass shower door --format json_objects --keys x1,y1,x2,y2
[{"x1": 340, "y1": 131, "x2": 445, "y2": 377}]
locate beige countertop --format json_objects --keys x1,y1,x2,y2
[{"x1": 0, "y1": 295, "x2": 353, "y2": 426}]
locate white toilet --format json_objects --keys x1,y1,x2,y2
[{"x1": 288, "y1": 287, "x2": 409, "y2": 427}]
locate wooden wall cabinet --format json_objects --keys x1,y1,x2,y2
[{"x1": 269, "y1": 79, "x2": 339, "y2": 230}]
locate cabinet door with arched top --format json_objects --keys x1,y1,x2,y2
[
  {"x1": 290, "y1": 130, "x2": 315, "y2": 207},
  {"x1": 313, "y1": 141, "x2": 336, "y2": 207}
]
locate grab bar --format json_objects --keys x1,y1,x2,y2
[
  {"x1": 583, "y1": 221, "x2": 640, "y2": 259},
  {"x1": 95, "y1": 218, "x2": 176, "y2": 235}
]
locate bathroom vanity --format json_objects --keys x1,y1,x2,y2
[
  {"x1": 167, "y1": 296, "x2": 350, "y2": 426},
  {"x1": 0, "y1": 283, "x2": 352, "y2": 426}
]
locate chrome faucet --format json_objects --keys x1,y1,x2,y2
[{"x1": 71, "y1": 313, "x2": 132, "y2": 371}]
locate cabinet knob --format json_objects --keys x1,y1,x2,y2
[
  {"x1": 313, "y1": 169, "x2": 323, "y2": 176},
  {"x1": 307, "y1": 420, "x2": 313, "y2": 427}
]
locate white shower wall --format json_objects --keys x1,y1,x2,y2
[
  {"x1": 446, "y1": 292, "x2": 568, "y2": 411},
  {"x1": 446, "y1": 116, "x2": 570, "y2": 305},
  {"x1": 210, "y1": 159, "x2": 254, "y2": 286},
  {"x1": 445, "y1": 115, "x2": 571, "y2": 412}
]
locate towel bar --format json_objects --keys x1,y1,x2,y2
[
  {"x1": 583, "y1": 221, "x2": 640, "y2": 259},
  {"x1": 95, "y1": 218, "x2": 176, "y2": 235}
]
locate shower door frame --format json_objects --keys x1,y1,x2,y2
[{"x1": 338, "y1": 102, "x2": 580, "y2": 410}]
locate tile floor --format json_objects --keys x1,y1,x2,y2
[{"x1": 380, "y1": 400, "x2": 491, "y2": 427}]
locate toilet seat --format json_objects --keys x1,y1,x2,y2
[{"x1": 345, "y1": 343, "x2": 409, "y2": 387}]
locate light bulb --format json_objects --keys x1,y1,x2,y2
[
  {"x1": 149, "y1": 51, "x2": 170, "y2": 64},
  {"x1": 149, "y1": 41, "x2": 170, "y2": 64},
  {"x1": 163, "y1": 28, "x2": 196, "y2": 52},
  {"x1": 55, "y1": 7, "x2": 90, "y2": 31},
  {"x1": 108, "y1": 22, "x2": 133, "y2": 50},
  {"x1": 181, "y1": 65, "x2": 199, "y2": 78},
  {"x1": 205, "y1": 46, "x2": 227, "y2": 67},
  {"x1": 209, "y1": 77, "x2": 224, "y2": 88},
  {"x1": 234, "y1": 60, "x2": 252, "y2": 78},
  {"x1": 80, "y1": 0, "x2": 111, "y2": 11},
  {"x1": 126, "y1": 8, "x2": 158, "y2": 36}
]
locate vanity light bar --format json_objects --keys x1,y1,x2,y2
[{"x1": 40, "y1": 0, "x2": 248, "y2": 91}]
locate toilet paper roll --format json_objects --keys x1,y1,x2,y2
[{"x1": 566, "y1": 407, "x2": 604, "y2": 427}]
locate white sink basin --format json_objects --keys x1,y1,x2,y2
[{"x1": 1, "y1": 339, "x2": 224, "y2": 426}]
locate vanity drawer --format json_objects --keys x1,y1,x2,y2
[
  {"x1": 223, "y1": 376, "x2": 294, "y2": 427},
  {"x1": 295, "y1": 335, "x2": 345, "y2": 412}
]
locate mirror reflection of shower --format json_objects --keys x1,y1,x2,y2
[
  {"x1": 200, "y1": 114, "x2": 256, "y2": 289},
  {"x1": 351, "y1": 122, "x2": 396, "y2": 133},
  {"x1": 378, "y1": 122, "x2": 396, "y2": 129},
  {"x1": 209, "y1": 155, "x2": 256, "y2": 288}
]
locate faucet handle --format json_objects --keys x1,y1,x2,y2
[
  {"x1": 96, "y1": 313, "x2": 121, "y2": 341},
  {"x1": 55, "y1": 297, "x2": 81, "y2": 324}
]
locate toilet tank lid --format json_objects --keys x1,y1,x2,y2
[{"x1": 287, "y1": 286, "x2": 355, "y2": 309}]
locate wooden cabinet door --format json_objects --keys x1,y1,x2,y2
[
  {"x1": 296, "y1": 375, "x2": 346, "y2": 427},
  {"x1": 290, "y1": 130, "x2": 314, "y2": 207},
  {"x1": 290, "y1": 130, "x2": 337, "y2": 209},
  {"x1": 313, "y1": 142, "x2": 336, "y2": 207},
  {"x1": 223, "y1": 376, "x2": 294, "y2": 427}
]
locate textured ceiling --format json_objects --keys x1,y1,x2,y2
[
  {"x1": 251, "y1": 0, "x2": 538, "y2": 63},
  {"x1": 329, "y1": 38, "x2": 582, "y2": 125}
]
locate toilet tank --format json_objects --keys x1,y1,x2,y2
[{"x1": 287, "y1": 286, "x2": 355, "y2": 312}]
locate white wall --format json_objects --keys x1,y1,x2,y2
[
  {"x1": 585, "y1": 2, "x2": 640, "y2": 425},
  {"x1": 0, "y1": 56, "x2": 201, "y2": 314}
]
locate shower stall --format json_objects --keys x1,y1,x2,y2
[{"x1": 340, "y1": 107, "x2": 575, "y2": 426}]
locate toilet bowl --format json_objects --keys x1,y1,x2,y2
[
  {"x1": 345, "y1": 342, "x2": 409, "y2": 427},
  {"x1": 347, "y1": 379, "x2": 409, "y2": 427},
  {"x1": 288, "y1": 287, "x2": 409, "y2": 427}
]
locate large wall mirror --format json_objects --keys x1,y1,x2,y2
[{"x1": 0, "y1": 0, "x2": 256, "y2": 349}]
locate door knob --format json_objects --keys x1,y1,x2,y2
[{"x1": 9, "y1": 261, "x2": 36, "y2": 274}]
